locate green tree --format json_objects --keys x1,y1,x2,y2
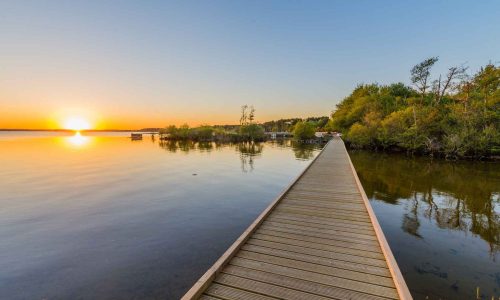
[
  {"x1": 330, "y1": 59, "x2": 499, "y2": 158},
  {"x1": 192, "y1": 125, "x2": 214, "y2": 141},
  {"x1": 239, "y1": 124, "x2": 265, "y2": 141},
  {"x1": 411, "y1": 57, "x2": 438, "y2": 103},
  {"x1": 293, "y1": 121, "x2": 316, "y2": 140},
  {"x1": 178, "y1": 124, "x2": 190, "y2": 139}
]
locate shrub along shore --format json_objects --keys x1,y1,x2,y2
[
  {"x1": 158, "y1": 122, "x2": 330, "y2": 143},
  {"x1": 159, "y1": 124, "x2": 267, "y2": 142},
  {"x1": 159, "y1": 106, "x2": 331, "y2": 142},
  {"x1": 330, "y1": 59, "x2": 499, "y2": 159}
]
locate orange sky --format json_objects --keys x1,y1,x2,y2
[
  {"x1": 0, "y1": 68, "x2": 332, "y2": 130},
  {"x1": 0, "y1": 101, "x2": 330, "y2": 130}
]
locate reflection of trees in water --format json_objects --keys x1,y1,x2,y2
[
  {"x1": 402, "y1": 194, "x2": 422, "y2": 238},
  {"x1": 159, "y1": 140, "x2": 179, "y2": 153},
  {"x1": 291, "y1": 141, "x2": 321, "y2": 160},
  {"x1": 157, "y1": 139, "x2": 321, "y2": 173},
  {"x1": 237, "y1": 142, "x2": 263, "y2": 172},
  {"x1": 158, "y1": 140, "x2": 208, "y2": 153},
  {"x1": 350, "y1": 150, "x2": 500, "y2": 256},
  {"x1": 267, "y1": 138, "x2": 289, "y2": 149},
  {"x1": 158, "y1": 140, "x2": 266, "y2": 172},
  {"x1": 197, "y1": 141, "x2": 213, "y2": 152}
]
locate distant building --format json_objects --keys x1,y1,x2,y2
[
  {"x1": 265, "y1": 132, "x2": 293, "y2": 139},
  {"x1": 314, "y1": 132, "x2": 331, "y2": 138}
]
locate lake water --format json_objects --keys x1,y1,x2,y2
[
  {"x1": 350, "y1": 151, "x2": 499, "y2": 300},
  {"x1": 0, "y1": 132, "x2": 498, "y2": 299},
  {"x1": 0, "y1": 131, "x2": 321, "y2": 299}
]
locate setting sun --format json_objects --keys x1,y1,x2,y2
[{"x1": 63, "y1": 117, "x2": 91, "y2": 131}]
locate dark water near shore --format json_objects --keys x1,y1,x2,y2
[
  {"x1": 350, "y1": 150, "x2": 499, "y2": 300},
  {"x1": 1, "y1": 132, "x2": 498, "y2": 299}
]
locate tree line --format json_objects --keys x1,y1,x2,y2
[
  {"x1": 159, "y1": 105, "x2": 331, "y2": 142},
  {"x1": 330, "y1": 58, "x2": 499, "y2": 159}
]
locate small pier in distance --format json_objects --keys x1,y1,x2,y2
[
  {"x1": 183, "y1": 138, "x2": 412, "y2": 300},
  {"x1": 130, "y1": 133, "x2": 143, "y2": 140}
]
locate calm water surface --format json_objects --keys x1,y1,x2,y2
[
  {"x1": 350, "y1": 151, "x2": 499, "y2": 300},
  {"x1": 0, "y1": 132, "x2": 321, "y2": 299},
  {"x1": 1, "y1": 132, "x2": 498, "y2": 299}
]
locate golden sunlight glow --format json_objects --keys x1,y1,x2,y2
[
  {"x1": 64, "y1": 117, "x2": 91, "y2": 131},
  {"x1": 67, "y1": 132, "x2": 89, "y2": 147}
]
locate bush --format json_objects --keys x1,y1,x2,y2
[
  {"x1": 293, "y1": 121, "x2": 316, "y2": 140},
  {"x1": 347, "y1": 123, "x2": 371, "y2": 147},
  {"x1": 191, "y1": 125, "x2": 214, "y2": 141},
  {"x1": 239, "y1": 124, "x2": 265, "y2": 141}
]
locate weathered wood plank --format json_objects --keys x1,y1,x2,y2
[
  {"x1": 230, "y1": 256, "x2": 399, "y2": 299},
  {"x1": 204, "y1": 283, "x2": 278, "y2": 300},
  {"x1": 259, "y1": 224, "x2": 380, "y2": 246},
  {"x1": 215, "y1": 273, "x2": 332, "y2": 300},
  {"x1": 275, "y1": 206, "x2": 373, "y2": 223},
  {"x1": 223, "y1": 265, "x2": 392, "y2": 300},
  {"x1": 246, "y1": 238, "x2": 388, "y2": 268},
  {"x1": 281, "y1": 199, "x2": 367, "y2": 212},
  {"x1": 199, "y1": 295, "x2": 224, "y2": 300},
  {"x1": 237, "y1": 249, "x2": 394, "y2": 286},
  {"x1": 262, "y1": 220, "x2": 378, "y2": 241},
  {"x1": 251, "y1": 233, "x2": 385, "y2": 260},
  {"x1": 256, "y1": 228, "x2": 384, "y2": 253},
  {"x1": 267, "y1": 214, "x2": 374, "y2": 235},
  {"x1": 240, "y1": 243, "x2": 391, "y2": 277},
  {"x1": 269, "y1": 211, "x2": 373, "y2": 230},
  {"x1": 284, "y1": 195, "x2": 368, "y2": 204}
]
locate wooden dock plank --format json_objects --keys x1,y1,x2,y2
[
  {"x1": 199, "y1": 295, "x2": 224, "y2": 300},
  {"x1": 204, "y1": 283, "x2": 278, "y2": 300},
  {"x1": 182, "y1": 138, "x2": 412, "y2": 300},
  {"x1": 262, "y1": 220, "x2": 378, "y2": 241},
  {"x1": 236, "y1": 250, "x2": 394, "y2": 287},
  {"x1": 268, "y1": 211, "x2": 374, "y2": 230},
  {"x1": 256, "y1": 228, "x2": 384, "y2": 253},
  {"x1": 259, "y1": 224, "x2": 380, "y2": 246},
  {"x1": 245, "y1": 238, "x2": 388, "y2": 267},
  {"x1": 274, "y1": 206, "x2": 373, "y2": 223},
  {"x1": 223, "y1": 265, "x2": 392, "y2": 300},
  {"x1": 229, "y1": 256, "x2": 399, "y2": 299},
  {"x1": 227, "y1": 260, "x2": 393, "y2": 300},
  {"x1": 281, "y1": 199, "x2": 367, "y2": 211},
  {"x1": 266, "y1": 214, "x2": 375, "y2": 235},
  {"x1": 215, "y1": 273, "x2": 333, "y2": 300},
  {"x1": 251, "y1": 233, "x2": 385, "y2": 260},
  {"x1": 240, "y1": 244, "x2": 391, "y2": 277}
]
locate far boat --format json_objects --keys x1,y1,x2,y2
[{"x1": 130, "y1": 133, "x2": 143, "y2": 140}]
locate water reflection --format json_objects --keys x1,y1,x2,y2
[
  {"x1": 349, "y1": 150, "x2": 499, "y2": 299},
  {"x1": 157, "y1": 139, "x2": 323, "y2": 172},
  {"x1": 65, "y1": 131, "x2": 90, "y2": 148},
  {"x1": 351, "y1": 151, "x2": 499, "y2": 254},
  {"x1": 291, "y1": 142, "x2": 318, "y2": 160},
  {"x1": 237, "y1": 142, "x2": 264, "y2": 172},
  {"x1": 158, "y1": 139, "x2": 179, "y2": 152}
]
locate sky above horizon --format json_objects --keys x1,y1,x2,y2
[{"x1": 1, "y1": 1, "x2": 499, "y2": 129}]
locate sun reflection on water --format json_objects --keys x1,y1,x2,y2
[{"x1": 66, "y1": 131, "x2": 90, "y2": 148}]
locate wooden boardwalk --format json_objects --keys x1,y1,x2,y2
[{"x1": 182, "y1": 138, "x2": 412, "y2": 300}]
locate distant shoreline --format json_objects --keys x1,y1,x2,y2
[{"x1": 0, "y1": 129, "x2": 136, "y2": 132}]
